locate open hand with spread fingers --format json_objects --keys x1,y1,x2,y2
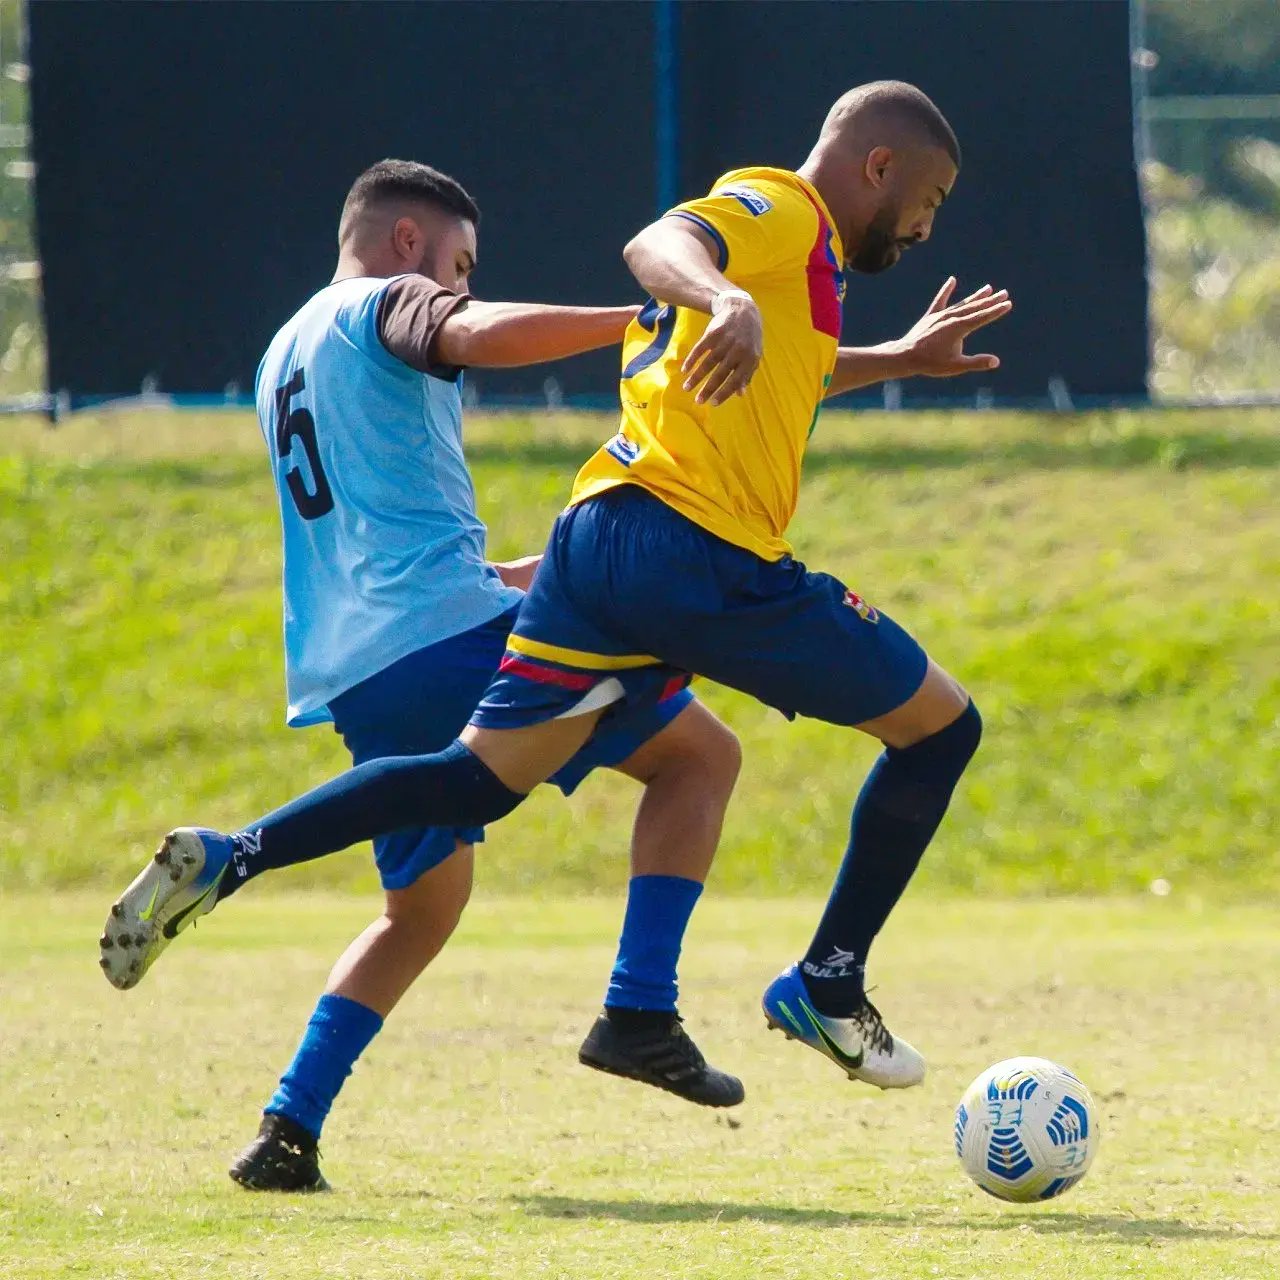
[
  {"x1": 897, "y1": 277, "x2": 1013, "y2": 378},
  {"x1": 681, "y1": 289, "x2": 765, "y2": 406}
]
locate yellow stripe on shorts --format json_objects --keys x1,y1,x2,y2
[{"x1": 506, "y1": 633, "x2": 661, "y2": 671}]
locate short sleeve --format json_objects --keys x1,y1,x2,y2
[
  {"x1": 375, "y1": 275, "x2": 472, "y2": 379},
  {"x1": 665, "y1": 179, "x2": 810, "y2": 282}
]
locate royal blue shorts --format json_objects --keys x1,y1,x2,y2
[
  {"x1": 328, "y1": 605, "x2": 693, "y2": 891},
  {"x1": 472, "y1": 485, "x2": 928, "y2": 732}
]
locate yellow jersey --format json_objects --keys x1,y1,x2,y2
[{"x1": 569, "y1": 166, "x2": 845, "y2": 562}]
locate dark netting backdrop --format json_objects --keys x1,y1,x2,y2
[{"x1": 29, "y1": 0, "x2": 1146, "y2": 405}]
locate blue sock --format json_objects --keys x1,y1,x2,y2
[
  {"x1": 266, "y1": 993, "x2": 385, "y2": 1139},
  {"x1": 802, "y1": 701, "x2": 982, "y2": 1015},
  {"x1": 218, "y1": 740, "x2": 523, "y2": 900},
  {"x1": 604, "y1": 875, "x2": 704, "y2": 1012}
]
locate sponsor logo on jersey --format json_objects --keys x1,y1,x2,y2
[
  {"x1": 843, "y1": 589, "x2": 879, "y2": 623},
  {"x1": 715, "y1": 184, "x2": 773, "y2": 216},
  {"x1": 605, "y1": 433, "x2": 640, "y2": 467}
]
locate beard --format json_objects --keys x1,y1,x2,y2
[{"x1": 849, "y1": 204, "x2": 910, "y2": 275}]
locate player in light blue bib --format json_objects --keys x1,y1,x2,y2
[{"x1": 101, "y1": 161, "x2": 744, "y2": 1190}]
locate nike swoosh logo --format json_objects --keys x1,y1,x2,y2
[
  {"x1": 137, "y1": 883, "x2": 162, "y2": 923},
  {"x1": 161, "y1": 877, "x2": 222, "y2": 939},
  {"x1": 793, "y1": 997, "x2": 865, "y2": 1071}
]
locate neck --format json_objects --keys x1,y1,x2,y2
[
  {"x1": 331, "y1": 250, "x2": 399, "y2": 283},
  {"x1": 797, "y1": 146, "x2": 861, "y2": 259}
]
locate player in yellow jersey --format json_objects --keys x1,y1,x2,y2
[{"x1": 141, "y1": 82, "x2": 1011, "y2": 1097}]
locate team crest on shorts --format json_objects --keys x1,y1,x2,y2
[{"x1": 843, "y1": 589, "x2": 879, "y2": 623}]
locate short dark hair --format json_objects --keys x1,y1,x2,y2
[
  {"x1": 826, "y1": 80, "x2": 961, "y2": 169},
  {"x1": 339, "y1": 159, "x2": 479, "y2": 241}
]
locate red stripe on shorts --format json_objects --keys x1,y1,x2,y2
[
  {"x1": 660, "y1": 674, "x2": 690, "y2": 702},
  {"x1": 498, "y1": 655, "x2": 596, "y2": 691}
]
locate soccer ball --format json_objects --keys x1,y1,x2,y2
[{"x1": 954, "y1": 1056, "x2": 1098, "y2": 1202}]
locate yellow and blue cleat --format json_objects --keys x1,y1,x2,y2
[
  {"x1": 762, "y1": 963, "x2": 926, "y2": 1090},
  {"x1": 99, "y1": 828, "x2": 234, "y2": 990}
]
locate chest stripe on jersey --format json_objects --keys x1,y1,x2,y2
[
  {"x1": 798, "y1": 191, "x2": 843, "y2": 340},
  {"x1": 621, "y1": 303, "x2": 678, "y2": 379}
]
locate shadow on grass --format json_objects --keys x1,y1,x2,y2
[
  {"x1": 516, "y1": 1195, "x2": 1274, "y2": 1240},
  {"x1": 461, "y1": 430, "x2": 1280, "y2": 474}
]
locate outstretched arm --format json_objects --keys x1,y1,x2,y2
[
  {"x1": 376, "y1": 275, "x2": 637, "y2": 376},
  {"x1": 826, "y1": 278, "x2": 1012, "y2": 398},
  {"x1": 433, "y1": 301, "x2": 638, "y2": 369}
]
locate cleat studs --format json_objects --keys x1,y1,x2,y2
[
  {"x1": 99, "y1": 934, "x2": 112, "y2": 949},
  {"x1": 155, "y1": 849, "x2": 171, "y2": 865},
  {"x1": 111, "y1": 903, "x2": 123, "y2": 918},
  {"x1": 169, "y1": 870, "x2": 181, "y2": 881}
]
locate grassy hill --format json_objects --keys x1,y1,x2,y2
[{"x1": 2, "y1": 407, "x2": 1277, "y2": 896}]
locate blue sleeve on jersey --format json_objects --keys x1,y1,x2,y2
[{"x1": 333, "y1": 279, "x2": 410, "y2": 376}]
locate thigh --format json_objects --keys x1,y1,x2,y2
[
  {"x1": 662, "y1": 563, "x2": 931, "y2": 729},
  {"x1": 557, "y1": 491, "x2": 930, "y2": 729},
  {"x1": 470, "y1": 501, "x2": 691, "y2": 735},
  {"x1": 856, "y1": 658, "x2": 970, "y2": 748},
  {"x1": 550, "y1": 686, "x2": 696, "y2": 796}
]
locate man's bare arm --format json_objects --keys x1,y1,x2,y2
[
  {"x1": 434, "y1": 302, "x2": 638, "y2": 369},
  {"x1": 490, "y1": 554, "x2": 541, "y2": 592},
  {"x1": 826, "y1": 279, "x2": 1012, "y2": 399},
  {"x1": 623, "y1": 218, "x2": 763, "y2": 405}
]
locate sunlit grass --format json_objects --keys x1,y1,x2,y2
[{"x1": 2, "y1": 407, "x2": 1277, "y2": 896}]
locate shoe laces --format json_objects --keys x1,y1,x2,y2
[
  {"x1": 634, "y1": 1015, "x2": 708, "y2": 1078},
  {"x1": 851, "y1": 994, "x2": 894, "y2": 1056}
]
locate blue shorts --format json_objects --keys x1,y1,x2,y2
[
  {"x1": 472, "y1": 485, "x2": 928, "y2": 731},
  {"x1": 328, "y1": 605, "x2": 693, "y2": 891}
]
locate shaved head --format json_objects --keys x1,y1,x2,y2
[{"x1": 818, "y1": 80, "x2": 960, "y2": 168}]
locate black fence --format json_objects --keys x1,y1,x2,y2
[{"x1": 30, "y1": 0, "x2": 1147, "y2": 408}]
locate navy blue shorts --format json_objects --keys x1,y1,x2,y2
[
  {"x1": 472, "y1": 485, "x2": 927, "y2": 731},
  {"x1": 328, "y1": 605, "x2": 693, "y2": 891}
]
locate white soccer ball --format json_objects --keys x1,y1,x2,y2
[{"x1": 954, "y1": 1056, "x2": 1099, "y2": 1202}]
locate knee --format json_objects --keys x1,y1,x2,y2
[
  {"x1": 427, "y1": 877, "x2": 472, "y2": 937},
  {"x1": 876, "y1": 700, "x2": 981, "y2": 822},
  {"x1": 914, "y1": 697, "x2": 981, "y2": 777},
  {"x1": 675, "y1": 715, "x2": 743, "y2": 801},
  {"x1": 704, "y1": 718, "x2": 743, "y2": 795},
  {"x1": 385, "y1": 853, "x2": 473, "y2": 944},
  {"x1": 948, "y1": 698, "x2": 982, "y2": 768}
]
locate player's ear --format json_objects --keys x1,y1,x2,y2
[
  {"x1": 864, "y1": 145, "x2": 894, "y2": 189},
  {"x1": 391, "y1": 215, "x2": 423, "y2": 267}
]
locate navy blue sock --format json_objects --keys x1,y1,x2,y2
[
  {"x1": 604, "y1": 874, "x2": 704, "y2": 1013},
  {"x1": 802, "y1": 701, "x2": 982, "y2": 1015},
  {"x1": 266, "y1": 992, "x2": 384, "y2": 1139},
  {"x1": 218, "y1": 740, "x2": 523, "y2": 900}
]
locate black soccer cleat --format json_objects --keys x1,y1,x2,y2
[
  {"x1": 228, "y1": 1113, "x2": 330, "y2": 1192},
  {"x1": 578, "y1": 1011, "x2": 745, "y2": 1108}
]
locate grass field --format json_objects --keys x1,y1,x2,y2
[
  {"x1": 0, "y1": 893, "x2": 1276, "y2": 1279},
  {"x1": 2, "y1": 407, "x2": 1277, "y2": 1277},
  {"x1": 3, "y1": 407, "x2": 1278, "y2": 895}
]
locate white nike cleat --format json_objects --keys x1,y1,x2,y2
[
  {"x1": 761, "y1": 964, "x2": 927, "y2": 1089},
  {"x1": 99, "y1": 828, "x2": 234, "y2": 990}
]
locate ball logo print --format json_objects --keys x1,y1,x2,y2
[{"x1": 955, "y1": 1057, "x2": 1099, "y2": 1202}]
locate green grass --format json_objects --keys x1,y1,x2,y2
[
  {"x1": 3, "y1": 406, "x2": 1278, "y2": 895},
  {"x1": 0, "y1": 893, "x2": 1276, "y2": 1279}
]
